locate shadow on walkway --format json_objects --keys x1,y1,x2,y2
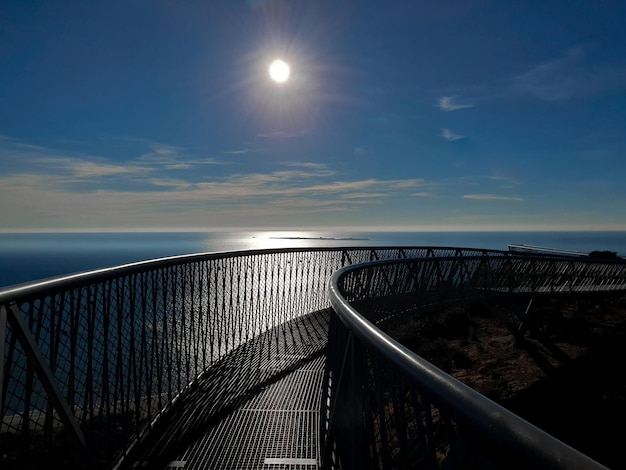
[{"x1": 125, "y1": 309, "x2": 331, "y2": 469}]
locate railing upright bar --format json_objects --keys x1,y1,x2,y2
[
  {"x1": 3, "y1": 303, "x2": 87, "y2": 451},
  {"x1": 3, "y1": 247, "x2": 625, "y2": 469},
  {"x1": 0, "y1": 305, "x2": 6, "y2": 429},
  {"x1": 328, "y1": 255, "x2": 625, "y2": 469}
]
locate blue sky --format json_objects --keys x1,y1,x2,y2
[{"x1": 1, "y1": 0, "x2": 625, "y2": 232}]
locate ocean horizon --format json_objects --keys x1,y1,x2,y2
[{"x1": 1, "y1": 230, "x2": 625, "y2": 289}]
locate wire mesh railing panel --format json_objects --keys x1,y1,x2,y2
[
  {"x1": 4, "y1": 246, "x2": 480, "y2": 469},
  {"x1": 7, "y1": 247, "x2": 622, "y2": 468},
  {"x1": 326, "y1": 255, "x2": 626, "y2": 469}
]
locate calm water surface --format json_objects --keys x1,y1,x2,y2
[{"x1": 1, "y1": 230, "x2": 625, "y2": 288}]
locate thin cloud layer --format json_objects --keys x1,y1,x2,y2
[
  {"x1": 463, "y1": 194, "x2": 524, "y2": 201},
  {"x1": 437, "y1": 96, "x2": 474, "y2": 111},
  {"x1": 510, "y1": 46, "x2": 626, "y2": 101},
  {"x1": 0, "y1": 137, "x2": 432, "y2": 229},
  {"x1": 440, "y1": 129, "x2": 465, "y2": 141}
]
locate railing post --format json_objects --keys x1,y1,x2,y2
[
  {"x1": 322, "y1": 321, "x2": 353, "y2": 470},
  {"x1": 3, "y1": 303, "x2": 88, "y2": 452},
  {"x1": 348, "y1": 335, "x2": 365, "y2": 470},
  {"x1": 0, "y1": 304, "x2": 6, "y2": 440}
]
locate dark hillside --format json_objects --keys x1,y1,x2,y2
[{"x1": 389, "y1": 295, "x2": 626, "y2": 469}]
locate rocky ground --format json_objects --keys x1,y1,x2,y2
[{"x1": 389, "y1": 294, "x2": 626, "y2": 469}]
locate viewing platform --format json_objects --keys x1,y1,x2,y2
[
  {"x1": 2, "y1": 247, "x2": 626, "y2": 469},
  {"x1": 135, "y1": 311, "x2": 329, "y2": 469}
]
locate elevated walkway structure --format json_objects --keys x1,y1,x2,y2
[
  {"x1": 2, "y1": 247, "x2": 626, "y2": 469},
  {"x1": 135, "y1": 310, "x2": 330, "y2": 469}
]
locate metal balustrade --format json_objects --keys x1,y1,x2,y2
[
  {"x1": 1, "y1": 247, "x2": 483, "y2": 469},
  {"x1": 2, "y1": 247, "x2": 625, "y2": 469},
  {"x1": 325, "y1": 254, "x2": 626, "y2": 469}
]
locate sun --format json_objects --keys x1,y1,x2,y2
[{"x1": 269, "y1": 59, "x2": 291, "y2": 84}]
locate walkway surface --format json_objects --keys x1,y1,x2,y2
[{"x1": 127, "y1": 310, "x2": 331, "y2": 470}]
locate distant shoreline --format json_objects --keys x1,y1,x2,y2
[{"x1": 268, "y1": 236, "x2": 370, "y2": 241}]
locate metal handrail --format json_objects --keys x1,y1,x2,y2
[
  {"x1": 325, "y1": 255, "x2": 626, "y2": 469},
  {"x1": 3, "y1": 247, "x2": 623, "y2": 469},
  {"x1": 2, "y1": 246, "x2": 501, "y2": 469}
]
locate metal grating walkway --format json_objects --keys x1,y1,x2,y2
[
  {"x1": 128, "y1": 310, "x2": 330, "y2": 469},
  {"x1": 166, "y1": 358, "x2": 325, "y2": 469}
]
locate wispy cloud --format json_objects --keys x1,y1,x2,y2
[
  {"x1": 440, "y1": 128, "x2": 465, "y2": 142},
  {"x1": 163, "y1": 163, "x2": 193, "y2": 170},
  {"x1": 340, "y1": 192, "x2": 388, "y2": 199},
  {"x1": 282, "y1": 162, "x2": 332, "y2": 171},
  {"x1": 0, "y1": 139, "x2": 423, "y2": 204},
  {"x1": 0, "y1": 137, "x2": 444, "y2": 230},
  {"x1": 257, "y1": 129, "x2": 310, "y2": 139},
  {"x1": 25, "y1": 156, "x2": 151, "y2": 179},
  {"x1": 138, "y1": 143, "x2": 224, "y2": 168},
  {"x1": 73, "y1": 160, "x2": 150, "y2": 178},
  {"x1": 0, "y1": 166, "x2": 431, "y2": 229},
  {"x1": 509, "y1": 46, "x2": 626, "y2": 101},
  {"x1": 148, "y1": 178, "x2": 194, "y2": 190},
  {"x1": 187, "y1": 174, "x2": 424, "y2": 200},
  {"x1": 463, "y1": 194, "x2": 524, "y2": 201},
  {"x1": 437, "y1": 96, "x2": 473, "y2": 111},
  {"x1": 0, "y1": 138, "x2": 231, "y2": 193}
]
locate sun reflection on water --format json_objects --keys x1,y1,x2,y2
[
  {"x1": 237, "y1": 231, "x2": 372, "y2": 251},
  {"x1": 245, "y1": 231, "x2": 327, "y2": 250},
  {"x1": 198, "y1": 230, "x2": 375, "y2": 253}
]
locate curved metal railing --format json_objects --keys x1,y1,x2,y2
[
  {"x1": 4, "y1": 247, "x2": 625, "y2": 469},
  {"x1": 1, "y1": 246, "x2": 500, "y2": 469},
  {"x1": 325, "y1": 254, "x2": 626, "y2": 469}
]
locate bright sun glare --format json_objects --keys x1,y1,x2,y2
[{"x1": 269, "y1": 59, "x2": 290, "y2": 83}]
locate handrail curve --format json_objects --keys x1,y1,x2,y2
[
  {"x1": 2, "y1": 246, "x2": 501, "y2": 469},
  {"x1": 325, "y1": 254, "x2": 626, "y2": 469},
  {"x1": 2, "y1": 247, "x2": 624, "y2": 469}
]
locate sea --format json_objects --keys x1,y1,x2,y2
[{"x1": 1, "y1": 230, "x2": 626, "y2": 289}]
